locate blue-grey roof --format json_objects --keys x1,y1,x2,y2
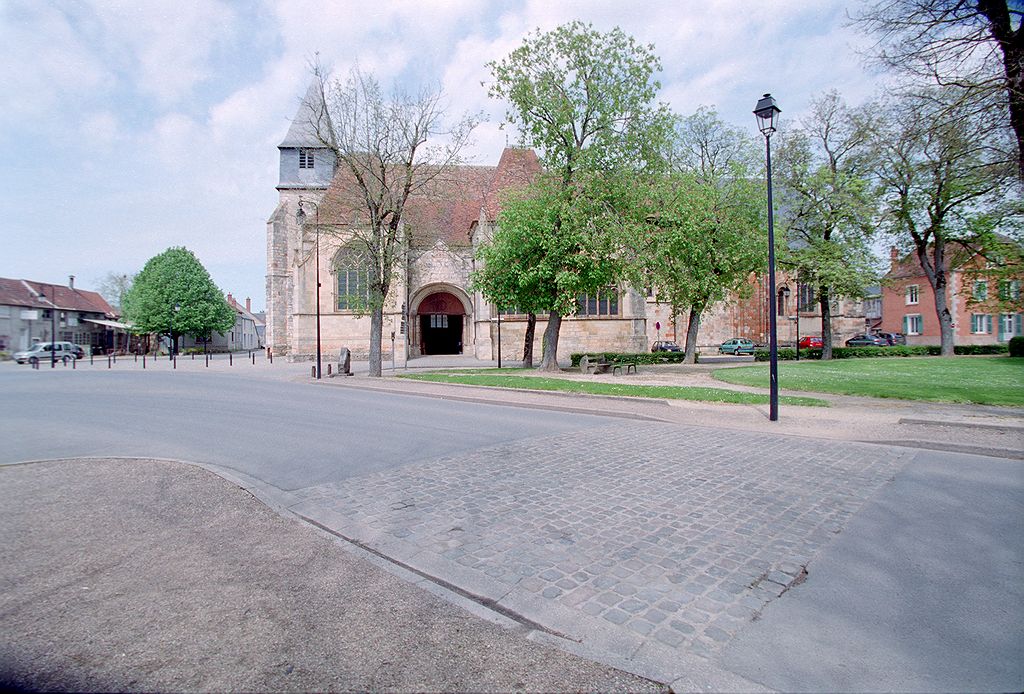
[{"x1": 278, "y1": 80, "x2": 332, "y2": 149}]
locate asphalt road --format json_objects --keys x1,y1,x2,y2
[{"x1": 0, "y1": 368, "x2": 611, "y2": 489}]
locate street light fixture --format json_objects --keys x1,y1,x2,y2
[
  {"x1": 296, "y1": 199, "x2": 322, "y2": 380},
  {"x1": 754, "y1": 93, "x2": 781, "y2": 421}
]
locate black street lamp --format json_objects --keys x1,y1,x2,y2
[
  {"x1": 754, "y1": 93, "x2": 781, "y2": 421},
  {"x1": 296, "y1": 199, "x2": 322, "y2": 379},
  {"x1": 38, "y1": 285, "x2": 57, "y2": 368}
]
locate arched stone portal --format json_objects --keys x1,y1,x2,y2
[{"x1": 413, "y1": 288, "x2": 471, "y2": 356}]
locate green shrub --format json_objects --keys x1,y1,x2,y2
[
  {"x1": 569, "y1": 351, "x2": 691, "y2": 366},
  {"x1": 956, "y1": 343, "x2": 1009, "y2": 355},
  {"x1": 755, "y1": 343, "x2": 1008, "y2": 361},
  {"x1": 1009, "y1": 336, "x2": 1024, "y2": 357}
]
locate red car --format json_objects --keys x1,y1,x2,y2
[{"x1": 798, "y1": 336, "x2": 824, "y2": 349}]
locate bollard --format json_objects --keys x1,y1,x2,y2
[
  {"x1": 174, "y1": 356, "x2": 177, "y2": 369},
  {"x1": 311, "y1": 365, "x2": 315, "y2": 377},
  {"x1": 205, "y1": 353, "x2": 209, "y2": 367},
  {"x1": 90, "y1": 353, "x2": 94, "y2": 365},
  {"x1": 328, "y1": 363, "x2": 333, "y2": 376},
  {"x1": 108, "y1": 355, "x2": 111, "y2": 369},
  {"x1": 229, "y1": 353, "x2": 233, "y2": 366},
  {"x1": 143, "y1": 354, "x2": 146, "y2": 369},
  {"x1": 134, "y1": 353, "x2": 137, "y2": 362},
  {"x1": 72, "y1": 358, "x2": 76, "y2": 370},
  {"x1": 113, "y1": 354, "x2": 117, "y2": 364},
  {"x1": 251, "y1": 352, "x2": 255, "y2": 365},
  {"x1": 269, "y1": 349, "x2": 273, "y2": 364},
  {"x1": 192, "y1": 352, "x2": 195, "y2": 360}
]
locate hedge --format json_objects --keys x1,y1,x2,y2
[
  {"x1": 569, "y1": 351, "x2": 694, "y2": 367},
  {"x1": 755, "y1": 343, "x2": 1009, "y2": 361},
  {"x1": 1010, "y1": 336, "x2": 1024, "y2": 357}
]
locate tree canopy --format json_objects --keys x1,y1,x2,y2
[
  {"x1": 483, "y1": 21, "x2": 672, "y2": 370},
  {"x1": 122, "y1": 247, "x2": 234, "y2": 350}
]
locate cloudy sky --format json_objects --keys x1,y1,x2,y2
[{"x1": 1, "y1": 0, "x2": 888, "y2": 312}]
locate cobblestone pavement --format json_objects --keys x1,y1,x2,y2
[{"x1": 290, "y1": 422, "x2": 914, "y2": 671}]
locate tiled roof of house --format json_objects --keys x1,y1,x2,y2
[
  {"x1": 0, "y1": 277, "x2": 115, "y2": 316},
  {"x1": 313, "y1": 148, "x2": 542, "y2": 249}
]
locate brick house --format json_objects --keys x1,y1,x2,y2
[{"x1": 881, "y1": 247, "x2": 1023, "y2": 345}]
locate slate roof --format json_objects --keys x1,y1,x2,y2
[
  {"x1": 0, "y1": 277, "x2": 115, "y2": 316},
  {"x1": 279, "y1": 80, "x2": 333, "y2": 149},
  {"x1": 313, "y1": 147, "x2": 541, "y2": 249}
]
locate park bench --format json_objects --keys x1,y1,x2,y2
[{"x1": 579, "y1": 354, "x2": 637, "y2": 375}]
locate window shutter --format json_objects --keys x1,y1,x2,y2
[
  {"x1": 1016, "y1": 313, "x2": 1022, "y2": 336},
  {"x1": 902, "y1": 315, "x2": 908, "y2": 334}
]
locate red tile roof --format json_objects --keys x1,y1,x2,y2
[
  {"x1": 314, "y1": 148, "x2": 541, "y2": 249},
  {"x1": 0, "y1": 278, "x2": 115, "y2": 316}
]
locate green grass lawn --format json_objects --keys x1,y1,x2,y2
[
  {"x1": 712, "y1": 356, "x2": 1024, "y2": 406},
  {"x1": 398, "y1": 371, "x2": 829, "y2": 407}
]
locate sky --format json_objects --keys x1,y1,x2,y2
[{"x1": 0, "y1": 0, "x2": 890, "y2": 313}]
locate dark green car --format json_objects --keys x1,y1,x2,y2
[{"x1": 719, "y1": 338, "x2": 756, "y2": 355}]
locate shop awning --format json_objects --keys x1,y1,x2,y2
[{"x1": 82, "y1": 318, "x2": 134, "y2": 330}]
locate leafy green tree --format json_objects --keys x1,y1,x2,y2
[
  {"x1": 869, "y1": 88, "x2": 1020, "y2": 355},
  {"x1": 486, "y1": 21, "x2": 672, "y2": 370},
  {"x1": 122, "y1": 247, "x2": 234, "y2": 354},
  {"x1": 775, "y1": 91, "x2": 880, "y2": 359},
  {"x1": 626, "y1": 108, "x2": 766, "y2": 363}
]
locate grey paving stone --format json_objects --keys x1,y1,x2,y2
[{"x1": 295, "y1": 422, "x2": 912, "y2": 661}]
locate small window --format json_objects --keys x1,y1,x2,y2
[
  {"x1": 904, "y1": 314, "x2": 922, "y2": 335},
  {"x1": 429, "y1": 314, "x2": 449, "y2": 329},
  {"x1": 971, "y1": 314, "x2": 992, "y2": 334},
  {"x1": 973, "y1": 281, "x2": 987, "y2": 302},
  {"x1": 906, "y1": 285, "x2": 919, "y2": 305},
  {"x1": 299, "y1": 148, "x2": 315, "y2": 169},
  {"x1": 998, "y1": 280, "x2": 1020, "y2": 301}
]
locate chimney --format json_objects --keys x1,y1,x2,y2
[
  {"x1": 890, "y1": 247, "x2": 899, "y2": 269},
  {"x1": 245, "y1": 297, "x2": 251, "y2": 312},
  {"x1": 226, "y1": 292, "x2": 233, "y2": 306},
  {"x1": 68, "y1": 275, "x2": 74, "y2": 290}
]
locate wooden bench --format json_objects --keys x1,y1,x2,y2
[
  {"x1": 580, "y1": 355, "x2": 637, "y2": 375},
  {"x1": 579, "y1": 355, "x2": 612, "y2": 374}
]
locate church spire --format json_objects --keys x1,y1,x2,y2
[{"x1": 278, "y1": 79, "x2": 332, "y2": 149}]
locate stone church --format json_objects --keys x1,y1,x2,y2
[{"x1": 266, "y1": 86, "x2": 866, "y2": 365}]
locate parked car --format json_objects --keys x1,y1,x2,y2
[
  {"x1": 13, "y1": 341, "x2": 81, "y2": 364},
  {"x1": 845, "y1": 334, "x2": 889, "y2": 347},
  {"x1": 873, "y1": 331, "x2": 906, "y2": 346},
  {"x1": 798, "y1": 336, "x2": 824, "y2": 349},
  {"x1": 719, "y1": 338, "x2": 756, "y2": 355},
  {"x1": 651, "y1": 340, "x2": 682, "y2": 353}
]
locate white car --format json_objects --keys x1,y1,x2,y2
[{"x1": 13, "y1": 341, "x2": 81, "y2": 365}]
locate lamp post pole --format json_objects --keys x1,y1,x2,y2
[
  {"x1": 297, "y1": 200, "x2": 322, "y2": 379},
  {"x1": 754, "y1": 93, "x2": 781, "y2": 422},
  {"x1": 40, "y1": 285, "x2": 57, "y2": 368},
  {"x1": 171, "y1": 303, "x2": 180, "y2": 358},
  {"x1": 496, "y1": 307, "x2": 502, "y2": 368}
]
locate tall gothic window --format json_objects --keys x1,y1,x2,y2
[
  {"x1": 576, "y1": 287, "x2": 619, "y2": 317},
  {"x1": 334, "y1": 245, "x2": 371, "y2": 311}
]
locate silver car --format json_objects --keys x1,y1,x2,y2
[{"x1": 13, "y1": 341, "x2": 80, "y2": 365}]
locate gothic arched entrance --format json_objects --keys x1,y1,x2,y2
[{"x1": 415, "y1": 290, "x2": 469, "y2": 355}]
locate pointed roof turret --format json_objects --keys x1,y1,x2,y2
[{"x1": 279, "y1": 79, "x2": 333, "y2": 149}]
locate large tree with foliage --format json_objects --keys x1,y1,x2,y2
[
  {"x1": 122, "y1": 247, "x2": 234, "y2": 354},
  {"x1": 626, "y1": 108, "x2": 766, "y2": 363},
  {"x1": 855, "y1": 0, "x2": 1024, "y2": 178},
  {"x1": 485, "y1": 21, "x2": 672, "y2": 371},
  {"x1": 869, "y1": 88, "x2": 1020, "y2": 355},
  {"x1": 303, "y1": 64, "x2": 478, "y2": 376},
  {"x1": 775, "y1": 92, "x2": 880, "y2": 359}
]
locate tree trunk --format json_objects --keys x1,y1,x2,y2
[
  {"x1": 933, "y1": 277, "x2": 956, "y2": 356},
  {"x1": 819, "y1": 288, "x2": 833, "y2": 360},
  {"x1": 683, "y1": 306, "x2": 702, "y2": 364},
  {"x1": 522, "y1": 312, "x2": 536, "y2": 368},
  {"x1": 978, "y1": 0, "x2": 1024, "y2": 180},
  {"x1": 369, "y1": 306, "x2": 383, "y2": 377},
  {"x1": 538, "y1": 311, "x2": 562, "y2": 372}
]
